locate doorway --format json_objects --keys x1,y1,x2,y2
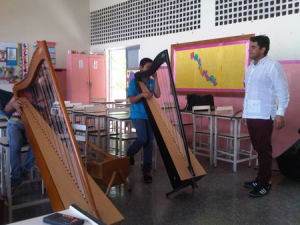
[
  {"x1": 108, "y1": 49, "x2": 126, "y2": 101},
  {"x1": 108, "y1": 46, "x2": 140, "y2": 102}
]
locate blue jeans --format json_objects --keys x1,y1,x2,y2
[
  {"x1": 7, "y1": 122, "x2": 35, "y2": 181},
  {"x1": 127, "y1": 119, "x2": 153, "y2": 172}
]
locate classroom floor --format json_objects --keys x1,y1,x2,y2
[{"x1": 1, "y1": 155, "x2": 299, "y2": 225}]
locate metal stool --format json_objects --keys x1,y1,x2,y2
[
  {"x1": 0, "y1": 137, "x2": 49, "y2": 223},
  {"x1": 0, "y1": 120, "x2": 7, "y2": 192}
]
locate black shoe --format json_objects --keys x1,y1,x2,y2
[
  {"x1": 244, "y1": 180, "x2": 259, "y2": 188},
  {"x1": 143, "y1": 170, "x2": 152, "y2": 183},
  {"x1": 249, "y1": 185, "x2": 270, "y2": 197},
  {"x1": 126, "y1": 153, "x2": 135, "y2": 166},
  {"x1": 244, "y1": 180, "x2": 272, "y2": 189},
  {"x1": 129, "y1": 156, "x2": 135, "y2": 166}
]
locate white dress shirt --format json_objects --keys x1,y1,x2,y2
[{"x1": 243, "y1": 56, "x2": 290, "y2": 120}]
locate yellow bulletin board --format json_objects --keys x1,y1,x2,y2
[{"x1": 171, "y1": 34, "x2": 254, "y2": 97}]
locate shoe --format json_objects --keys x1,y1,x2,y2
[
  {"x1": 249, "y1": 185, "x2": 270, "y2": 197},
  {"x1": 244, "y1": 180, "x2": 272, "y2": 189},
  {"x1": 143, "y1": 170, "x2": 152, "y2": 183},
  {"x1": 129, "y1": 156, "x2": 135, "y2": 166},
  {"x1": 126, "y1": 152, "x2": 135, "y2": 166},
  {"x1": 1, "y1": 179, "x2": 23, "y2": 199},
  {"x1": 244, "y1": 180, "x2": 259, "y2": 188}
]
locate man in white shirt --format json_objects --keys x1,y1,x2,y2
[{"x1": 242, "y1": 35, "x2": 290, "y2": 197}]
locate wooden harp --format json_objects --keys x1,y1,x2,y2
[
  {"x1": 13, "y1": 41, "x2": 124, "y2": 225},
  {"x1": 134, "y1": 50, "x2": 206, "y2": 196}
]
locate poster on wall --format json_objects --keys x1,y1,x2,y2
[
  {"x1": 33, "y1": 41, "x2": 56, "y2": 67},
  {"x1": 171, "y1": 34, "x2": 254, "y2": 96},
  {"x1": 6, "y1": 47, "x2": 17, "y2": 66},
  {"x1": 0, "y1": 50, "x2": 7, "y2": 62},
  {"x1": 0, "y1": 42, "x2": 29, "y2": 84}
]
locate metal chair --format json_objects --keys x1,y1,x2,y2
[{"x1": 0, "y1": 137, "x2": 48, "y2": 223}]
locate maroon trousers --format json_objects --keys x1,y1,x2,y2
[{"x1": 246, "y1": 118, "x2": 274, "y2": 188}]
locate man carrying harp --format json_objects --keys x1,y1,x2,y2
[{"x1": 134, "y1": 50, "x2": 206, "y2": 196}]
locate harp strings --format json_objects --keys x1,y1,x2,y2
[
  {"x1": 23, "y1": 61, "x2": 87, "y2": 199},
  {"x1": 156, "y1": 65, "x2": 187, "y2": 160}
]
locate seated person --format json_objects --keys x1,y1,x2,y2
[
  {"x1": 2, "y1": 96, "x2": 35, "y2": 197},
  {"x1": 0, "y1": 89, "x2": 13, "y2": 117},
  {"x1": 1, "y1": 75, "x2": 51, "y2": 198}
]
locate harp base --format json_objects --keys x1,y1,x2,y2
[{"x1": 166, "y1": 178, "x2": 199, "y2": 197}]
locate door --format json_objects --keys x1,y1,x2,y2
[
  {"x1": 89, "y1": 55, "x2": 106, "y2": 102},
  {"x1": 71, "y1": 55, "x2": 90, "y2": 104}
]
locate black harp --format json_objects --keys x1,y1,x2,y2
[{"x1": 134, "y1": 50, "x2": 206, "y2": 196}]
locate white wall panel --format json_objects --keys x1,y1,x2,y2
[{"x1": 90, "y1": 0, "x2": 300, "y2": 61}]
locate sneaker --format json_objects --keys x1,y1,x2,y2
[
  {"x1": 249, "y1": 185, "x2": 270, "y2": 197},
  {"x1": 143, "y1": 170, "x2": 152, "y2": 183},
  {"x1": 1, "y1": 179, "x2": 23, "y2": 199},
  {"x1": 244, "y1": 180, "x2": 272, "y2": 189},
  {"x1": 244, "y1": 180, "x2": 259, "y2": 188}
]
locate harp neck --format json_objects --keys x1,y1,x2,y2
[
  {"x1": 134, "y1": 50, "x2": 169, "y2": 80},
  {"x1": 14, "y1": 42, "x2": 49, "y2": 96}
]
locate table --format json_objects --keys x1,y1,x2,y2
[
  {"x1": 180, "y1": 110, "x2": 193, "y2": 127},
  {"x1": 8, "y1": 208, "x2": 99, "y2": 225},
  {"x1": 115, "y1": 102, "x2": 131, "y2": 108},
  {"x1": 97, "y1": 101, "x2": 116, "y2": 108}
]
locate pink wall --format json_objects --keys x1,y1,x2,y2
[
  {"x1": 177, "y1": 61, "x2": 300, "y2": 158},
  {"x1": 272, "y1": 62, "x2": 300, "y2": 157}
]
